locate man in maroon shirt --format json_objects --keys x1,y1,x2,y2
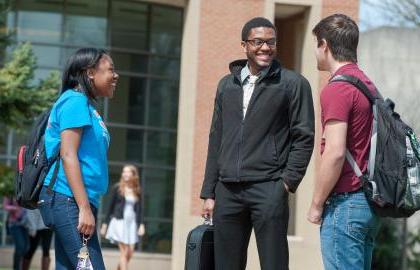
[{"x1": 307, "y1": 14, "x2": 380, "y2": 270}]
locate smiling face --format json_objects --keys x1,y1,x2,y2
[
  {"x1": 241, "y1": 27, "x2": 277, "y2": 74},
  {"x1": 88, "y1": 54, "x2": 119, "y2": 98},
  {"x1": 121, "y1": 166, "x2": 134, "y2": 182}
]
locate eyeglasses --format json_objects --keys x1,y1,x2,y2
[{"x1": 245, "y1": 38, "x2": 277, "y2": 48}]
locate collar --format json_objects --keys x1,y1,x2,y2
[
  {"x1": 331, "y1": 63, "x2": 358, "y2": 79},
  {"x1": 229, "y1": 59, "x2": 281, "y2": 82},
  {"x1": 240, "y1": 63, "x2": 271, "y2": 83}
]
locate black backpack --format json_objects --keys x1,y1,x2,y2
[
  {"x1": 330, "y1": 75, "x2": 420, "y2": 218},
  {"x1": 15, "y1": 109, "x2": 60, "y2": 209}
]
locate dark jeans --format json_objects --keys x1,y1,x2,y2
[
  {"x1": 38, "y1": 186, "x2": 105, "y2": 269},
  {"x1": 9, "y1": 224, "x2": 29, "y2": 270},
  {"x1": 213, "y1": 180, "x2": 289, "y2": 270},
  {"x1": 24, "y1": 229, "x2": 53, "y2": 259}
]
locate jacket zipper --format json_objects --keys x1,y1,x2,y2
[
  {"x1": 237, "y1": 120, "x2": 244, "y2": 181},
  {"x1": 237, "y1": 78, "x2": 258, "y2": 181},
  {"x1": 237, "y1": 79, "x2": 244, "y2": 181},
  {"x1": 34, "y1": 149, "x2": 40, "y2": 167}
]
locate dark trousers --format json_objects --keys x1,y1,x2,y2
[
  {"x1": 9, "y1": 224, "x2": 29, "y2": 270},
  {"x1": 24, "y1": 229, "x2": 53, "y2": 260},
  {"x1": 213, "y1": 180, "x2": 289, "y2": 270}
]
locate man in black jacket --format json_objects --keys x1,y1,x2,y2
[{"x1": 200, "y1": 17, "x2": 315, "y2": 270}]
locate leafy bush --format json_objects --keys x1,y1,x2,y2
[{"x1": 0, "y1": 164, "x2": 14, "y2": 197}]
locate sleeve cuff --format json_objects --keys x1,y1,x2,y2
[
  {"x1": 200, "y1": 191, "x2": 215, "y2": 200},
  {"x1": 283, "y1": 178, "x2": 297, "y2": 193}
]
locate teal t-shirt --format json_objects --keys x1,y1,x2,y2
[{"x1": 43, "y1": 90, "x2": 110, "y2": 208}]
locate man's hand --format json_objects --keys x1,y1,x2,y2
[
  {"x1": 202, "y1": 198, "x2": 215, "y2": 219},
  {"x1": 307, "y1": 202, "x2": 324, "y2": 225}
]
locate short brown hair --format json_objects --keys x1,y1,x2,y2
[{"x1": 312, "y1": 14, "x2": 359, "y2": 63}]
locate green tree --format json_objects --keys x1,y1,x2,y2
[
  {"x1": 0, "y1": 43, "x2": 60, "y2": 196},
  {"x1": 372, "y1": 220, "x2": 401, "y2": 270},
  {"x1": 0, "y1": 42, "x2": 60, "y2": 130},
  {"x1": 0, "y1": 164, "x2": 13, "y2": 197},
  {"x1": 0, "y1": 0, "x2": 13, "y2": 63}
]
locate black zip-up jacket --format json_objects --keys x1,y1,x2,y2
[
  {"x1": 104, "y1": 185, "x2": 142, "y2": 225},
  {"x1": 200, "y1": 59, "x2": 314, "y2": 199}
]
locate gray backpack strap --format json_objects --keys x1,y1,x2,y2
[
  {"x1": 345, "y1": 104, "x2": 379, "y2": 200},
  {"x1": 347, "y1": 105, "x2": 378, "y2": 182},
  {"x1": 345, "y1": 149, "x2": 363, "y2": 177},
  {"x1": 345, "y1": 148, "x2": 379, "y2": 200},
  {"x1": 331, "y1": 74, "x2": 379, "y2": 195},
  {"x1": 330, "y1": 74, "x2": 378, "y2": 103},
  {"x1": 368, "y1": 105, "x2": 378, "y2": 181}
]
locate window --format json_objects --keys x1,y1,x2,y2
[{"x1": 2, "y1": 0, "x2": 183, "y2": 253}]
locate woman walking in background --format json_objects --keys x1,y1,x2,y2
[
  {"x1": 3, "y1": 197, "x2": 29, "y2": 270},
  {"x1": 38, "y1": 47, "x2": 119, "y2": 269},
  {"x1": 22, "y1": 209, "x2": 53, "y2": 270},
  {"x1": 101, "y1": 165, "x2": 145, "y2": 270}
]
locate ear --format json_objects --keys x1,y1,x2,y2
[
  {"x1": 320, "y1": 39, "x2": 328, "y2": 52},
  {"x1": 241, "y1": 41, "x2": 247, "y2": 53},
  {"x1": 87, "y1": 68, "x2": 95, "y2": 80}
]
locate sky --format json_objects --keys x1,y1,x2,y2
[
  {"x1": 359, "y1": 0, "x2": 419, "y2": 31},
  {"x1": 359, "y1": 0, "x2": 392, "y2": 32}
]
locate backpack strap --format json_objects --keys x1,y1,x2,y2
[
  {"x1": 345, "y1": 150, "x2": 363, "y2": 177},
  {"x1": 44, "y1": 94, "x2": 67, "y2": 195},
  {"x1": 47, "y1": 151, "x2": 60, "y2": 194},
  {"x1": 329, "y1": 75, "x2": 378, "y2": 183},
  {"x1": 330, "y1": 74, "x2": 377, "y2": 104}
]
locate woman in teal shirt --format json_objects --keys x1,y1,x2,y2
[{"x1": 39, "y1": 48, "x2": 118, "y2": 269}]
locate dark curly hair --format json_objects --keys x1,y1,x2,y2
[{"x1": 241, "y1": 17, "x2": 276, "y2": 41}]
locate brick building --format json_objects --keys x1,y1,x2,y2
[
  {"x1": 0, "y1": 0, "x2": 359, "y2": 269},
  {"x1": 173, "y1": 1, "x2": 358, "y2": 269}
]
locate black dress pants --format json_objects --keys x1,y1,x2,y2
[{"x1": 213, "y1": 180, "x2": 289, "y2": 270}]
